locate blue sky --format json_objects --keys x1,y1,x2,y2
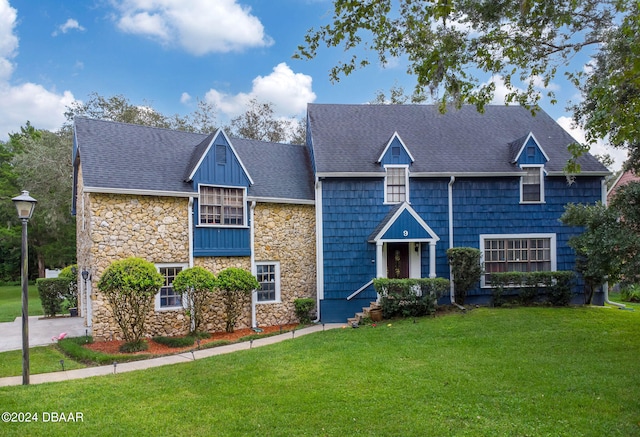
[{"x1": 0, "y1": 0, "x2": 626, "y2": 169}]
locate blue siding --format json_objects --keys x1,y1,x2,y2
[
  {"x1": 382, "y1": 209, "x2": 435, "y2": 240},
  {"x1": 320, "y1": 174, "x2": 603, "y2": 321},
  {"x1": 191, "y1": 132, "x2": 252, "y2": 255},
  {"x1": 379, "y1": 137, "x2": 413, "y2": 166},
  {"x1": 516, "y1": 136, "x2": 548, "y2": 166}
]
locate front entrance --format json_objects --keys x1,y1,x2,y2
[{"x1": 386, "y1": 243, "x2": 410, "y2": 278}]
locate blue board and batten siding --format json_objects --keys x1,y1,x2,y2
[
  {"x1": 319, "y1": 174, "x2": 604, "y2": 322},
  {"x1": 190, "y1": 133, "x2": 252, "y2": 256}
]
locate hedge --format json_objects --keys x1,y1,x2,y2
[
  {"x1": 373, "y1": 278, "x2": 450, "y2": 318},
  {"x1": 490, "y1": 271, "x2": 575, "y2": 307},
  {"x1": 36, "y1": 277, "x2": 72, "y2": 317}
]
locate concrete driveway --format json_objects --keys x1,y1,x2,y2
[{"x1": 0, "y1": 316, "x2": 90, "y2": 352}]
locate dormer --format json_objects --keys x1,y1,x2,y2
[
  {"x1": 510, "y1": 132, "x2": 549, "y2": 204},
  {"x1": 377, "y1": 132, "x2": 415, "y2": 166}
]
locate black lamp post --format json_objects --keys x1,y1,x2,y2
[{"x1": 11, "y1": 190, "x2": 37, "y2": 385}]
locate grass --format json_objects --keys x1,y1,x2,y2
[
  {"x1": 0, "y1": 345, "x2": 85, "y2": 377},
  {"x1": 0, "y1": 284, "x2": 43, "y2": 322},
  {"x1": 0, "y1": 306, "x2": 639, "y2": 436}
]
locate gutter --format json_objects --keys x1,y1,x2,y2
[
  {"x1": 188, "y1": 198, "x2": 194, "y2": 268},
  {"x1": 250, "y1": 201, "x2": 257, "y2": 328},
  {"x1": 313, "y1": 179, "x2": 323, "y2": 323}
]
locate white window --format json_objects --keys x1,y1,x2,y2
[
  {"x1": 199, "y1": 185, "x2": 246, "y2": 226},
  {"x1": 480, "y1": 234, "x2": 556, "y2": 287},
  {"x1": 255, "y1": 262, "x2": 280, "y2": 303},
  {"x1": 155, "y1": 264, "x2": 187, "y2": 310},
  {"x1": 520, "y1": 166, "x2": 544, "y2": 203},
  {"x1": 385, "y1": 166, "x2": 409, "y2": 204}
]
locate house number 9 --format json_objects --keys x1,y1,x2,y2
[{"x1": 403, "y1": 230, "x2": 409, "y2": 237}]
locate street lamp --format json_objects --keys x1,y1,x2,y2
[{"x1": 11, "y1": 190, "x2": 37, "y2": 385}]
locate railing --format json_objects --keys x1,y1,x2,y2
[{"x1": 346, "y1": 279, "x2": 374, "y2": 301}]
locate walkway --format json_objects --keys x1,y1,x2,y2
[
  {"x1": 0, "y1": 315, "x2": 89, "y2": 352},
  {"x1": 0, "y1": 322, "x2": 343, "y2": 387}
]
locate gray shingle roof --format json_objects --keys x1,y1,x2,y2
[
  {"x1": 307, "y1": 104, "x2": 608, "y2": 174},
  {"x1": 74, "y1": 117, "x2": 314, "y2": 201}
]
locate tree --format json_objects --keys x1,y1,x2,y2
[
  {"x1": 97, "y1": 257, "x2": 164, "y2": 350},
  {"x1": 11, "y1": 128, "x2": 76, "y2": 277},
  {"x1": 172, "y1": 266, "x2": 216, "y2": 335},
  {"x1": 228, "y1": 98, "x2": 288, "y2": 143},
  {"x1": 296, "y1": 1, "x2": 638, "y2": 166},
  {"x1": 215, "y1": 267, "x2": 259, "y2": 333},
  {"x1": 571, "y1": 3, "x2": 640, "y2": 172},
  {"x1": 447, "y1": 247, "x2": 482, "y2": 306}
]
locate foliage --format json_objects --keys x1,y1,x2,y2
[
  {"x1": 296, "y1": 1, "x2": 639, "y2": 170},
  {"x1": 57, "y1": 336, "x2": 152, "y2": 365},
  {"x1": 172, "y1": 266, "x2": 216, "y2": 335},
  {"x1": 490, "y1": 271, "x2": 574, "y2": 307},
  {"x1": 571, "y1": 2, "x2": 640, "y2": 172},
  {"x1": 58, "y1": 264, "x2": 78, "y2": 308},
  {"x1": 97, "y1": 257, "x2": 164, "y2": 344},
  {"x1": 227, "y1": 98, "x2": 305, "y2": 144},
  {"x1": 373, "y1": 277, "x2": 449, "y2": 318},
  {"x1": 620, "y1": 284, "x2": 640, "y2": 303},
  {"x1": 35, "y1": 277, "x2": 70, "y2": 317},
  {"x1": 293, "y1": 298, "x2": 316, "y2": 324},
  {"x1": 446, "y1": 247, "x2": 482, "y2": 305},
  {"x1": 215, "y1": 267, "x2": 259, "y2": 333},
  {"x1": 561, "y1": 183, "x2": 640, "y2": 302},
  {"x1": 152, "y1": 335, "x2": 196, "y2": 348}
]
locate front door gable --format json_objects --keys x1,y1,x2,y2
[{"x1": 368, "y1": 202, "x2": 439, "y2": 243}]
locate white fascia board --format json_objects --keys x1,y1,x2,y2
[
  {"x1": 187, "y1": 129, "x2": 255, "y2": 185},
  {"x1": 546, "y1": 171, "x2": 610, "y2": 177},
  {"x1": 247, "y1": 196, "x2": 315, "y2": 205},
  {"x1": 512, "y1": 132, "x2": 550, "y2": 163},
  {"x1": 83, "y1": 186, "x2": 196, "y2": 198},
  {"x1": 376, "y1": 131, "x2": 415, "y2": 163}
]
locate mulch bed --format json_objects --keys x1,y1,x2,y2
[{"x1": 84, "y1": 324, "x2": 299, "y2": 356}]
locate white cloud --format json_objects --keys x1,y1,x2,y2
[
  {"x1": 113, "y1": 0, "x2": 272, "y2": 55},
  {"x1": 204, "y1": 62, "x2": 316, "y2": 119},
  {"x1": 0, "y1": 0, "x2": 76, "y2": 140},
  {"x1": 180, "y1": 92, "x2": 191, "y2": 104},
  {"x1": 52, "y1": 18, "x2": 86, "y2": 36},
  {"x1": 557, "y1": 116, "x2": 627, "y2": 171}
]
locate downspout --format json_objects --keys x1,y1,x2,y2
[
  {"x1": 250, "y1": 201, "x2": 257, "y2": 327},
  {"x1": 448, "y1": 176, "x2": 465, "y2": 310},
  {"x1": 188, "y1": 197, "x2": 194, "y2": 268},
  {"x1": 313, "y1": 179, "x2": 323, "y2": 322},
  {"x1": 601, "y1": 179, "x2": 626, "y2": 309}
]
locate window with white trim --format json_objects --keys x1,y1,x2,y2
[
  {"x1": 155, "y1": 265, "x2": 186, "y2": 310},
  {"x1": 199, "y1": 185, "x2": 245, "y2": 226},
  {"x1": 521, "y1": 166, "x2": 544, "y2": 203},
  {"x1": 385, "y1": 166, "x2": 408, "y2": 203},
  {"x1": 255, "y1": 262, "x2": 280, "y2": 303},
  {"x1": 481, "y1": 235, "x2": 555, "y2": 286}
]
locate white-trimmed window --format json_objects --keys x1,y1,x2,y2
[
  {"x1": 385, "y1": 166, "x2": 409, "y2": 204},
  {"x1": 199, "y1": 185, "x2": 246, "y2": 226},
  {"x1": 480, "y1": 234, "x2": 556, "y2": 287},
  {"x1": 255, "y1": 262, "x2": 280, "y2": 303},
  {"x1": 155, "y1": 264, "x2": 187, "y2": 310},
  {"x1": 520, "y1": 166, "x2": 544, "y2": 203}
]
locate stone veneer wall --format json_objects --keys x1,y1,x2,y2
[
  {"x1": 77, "y1": 184, "x2": 316, "y2": 340},
  {"x1": 82, "y1": 191, "x2": 191, "y2": 340},
  {"x1": 252, "y1": 203, "x2": 316, "y2": 327}
]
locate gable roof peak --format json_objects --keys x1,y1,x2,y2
[
  {"x1": 510, "y1": 131, "x2": 550, "y2": 164},
  {"x1": 377, "y1": 131, "x2": 415, "y2": 164}
]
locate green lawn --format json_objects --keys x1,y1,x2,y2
[
  {"x1": 0, "y1": 285, "x2": 42, "y2": 322},
  {"x1": 0, "y1": 346, "x2": 85, "y2": 378},
  {"x1": 0, "y1": 306, "x2": 638, "y2": 436}
]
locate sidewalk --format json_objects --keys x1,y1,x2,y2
[
  {"x1": 0, "y1": 323, "x2": 343, "y2": 387},
  {"x1": 0, "y1": 315, "x2": 89, "y2": 352}
]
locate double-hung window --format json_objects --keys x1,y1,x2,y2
[
  {"x1": 521, "y1": 166, "x2": 544, "y2": 203},
  {"x1": 199, "y1": 185, "x2": 245, "y2": 226},
  {"x1": 255, "y1": 262, "x2": 280, "y2": 303},
  {"x1": 155, "y1": 264, "x2": 186, "y2": 310},
  {"x1": 481, "y1": 234, "x2": 555, "y2": 286},
  {"x1": 385, "y1": 166, "x2": 408, "y2": 204}
]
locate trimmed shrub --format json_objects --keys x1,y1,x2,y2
[
  {"x1": 97, "y1": 257, "x2": 164, "y2": 344},
  {"x1": 58, "y1": 264, "x2": 78, "y2": 309},
  {"x1": 216, "y1": 267, "x2": 260, "y2": 333},
  {"x1": 447, "y1": 247, "x2": 482, "y2": 306},
  {"x1": 373, "y1": 278, "x2": 449, "y2": 318},
  {"x1": 490, "y1": 271, "x2": 574, "y2": 306},
  {"x1": 294, "y1": 298, "x2": 315, "y2": 324},
  {"x1": 172, "y1": 266, "x2": 216, "y2": 335},
  {"x1": 620, "y1": 284, "x2": 640, "y2": 302},
  {"x1": 36, "y1": 277, "x2": 70, "y2": 316},
  {"x1": 153, "y1": 335, "x2": 195, "y2": 348}
]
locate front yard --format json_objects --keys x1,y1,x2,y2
[{"x1": 0, "y1": 306, "x2": 638, "y2": 436}]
